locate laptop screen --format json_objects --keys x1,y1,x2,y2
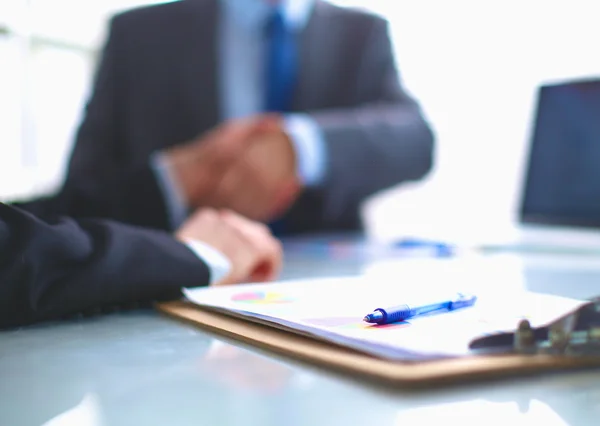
[{"x1": 520, "y1": 79, "x2": 600, "y2": 228}]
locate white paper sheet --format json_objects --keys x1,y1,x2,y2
[{"x1": 183, "y1": 275, "x2": 586, "y2": 361}]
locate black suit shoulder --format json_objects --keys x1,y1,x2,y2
[
  {"x1": 314, "y1": 0, "x2": 389, "y2": 44},
  {"x1": 112, "y1": 0, "x2": 192, "y2": 25},
  {"x1": 110, "y1": 0, "x2": 214, "y2": 33},
  {"x1": 106, "y1": 1, "x2": 186, "y2": 50},
  {"x1": 104, "y1": 0, "x2": 216, "y2": 62},
  {"x1": 317, "y1": 0, "x2": 388, "y2": 26}
]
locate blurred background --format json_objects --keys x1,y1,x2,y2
[{"x1": 1, "y1": 0, "x2": 599, "y2": 236}]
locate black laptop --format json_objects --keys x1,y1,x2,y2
[{"x1": 520, "y1": 78, "x2": 600, "y2": 229}]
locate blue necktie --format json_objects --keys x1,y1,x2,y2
[
  {"x1": 265, "y1": 8, "x2": 297, "y2": 113},
  {"x1": 265, "y1": 8, "x2": 297, "y2": 235}
]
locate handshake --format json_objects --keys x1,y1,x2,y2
[
  {"x1": 164, "y1": 114, "x2": 302, "y2": 223},
  {"x1": 166, "y1": 114, "x2": 302, "y2": 287}
]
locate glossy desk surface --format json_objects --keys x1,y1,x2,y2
[{"x1": 2, "y1": 235, "x2": 600, "y2": 426}]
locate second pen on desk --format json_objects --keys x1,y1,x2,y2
[{"x1": 363, "y1": 293, "x2": 477, "y2": 325}]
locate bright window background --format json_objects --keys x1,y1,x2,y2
[
  {"x1": 0, "y1": 0, "x2": 174, "y2": 200},
  {"x1": 1, "y1": 0, "x2": 599, "y2": 237}
]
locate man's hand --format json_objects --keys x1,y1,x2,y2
[
  {"x1": 207, "y1": 117, "x2": 302, "y2": 222},
  {"x1": 175, "y1": 208, "x2": 283, "y2": 285},
  {"x1": 163, "y1": 117, "x2": 272, "y2": 208}
]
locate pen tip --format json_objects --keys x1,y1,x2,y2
[{"x1": 363, "y1": 316, "x2": 370, "y2": 322}]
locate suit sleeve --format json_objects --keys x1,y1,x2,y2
[
  {"x1": 289, "y1": 18, "x2": 435, "y2": 232},
  {"x1": 15, "y1": 16, "x2": 171, "y2": 230},
  {"x1": 0, "y1": 203, "x2": 210, "y2": 329}
]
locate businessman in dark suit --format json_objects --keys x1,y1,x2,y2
[
  {"x1": 0, "y1": 203, "x2": 282, "y2": 328},
  {"x1": 21, "y1": 0, "x2": 434, "y2": 234}
]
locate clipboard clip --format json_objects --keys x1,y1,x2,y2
[{"x1": 469, "y1": 297, "x2": 600, "y2": 356}]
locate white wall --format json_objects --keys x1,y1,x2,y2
[{"x1": 1, "y1": 0, "x2": 599, "y2": 238}]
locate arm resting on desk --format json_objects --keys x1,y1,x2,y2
[{"x1": 0, "y1": 203, "x2": 210, "y2": 328}]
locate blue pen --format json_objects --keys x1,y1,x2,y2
[
  {"x1": 363, "y1": 293, "x2": 477, "y2": 325},
  {"x1": 393, "y1": 238, "x2": 454, "y2": 257}
]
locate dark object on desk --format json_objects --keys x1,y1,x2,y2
[
  {"x1": 520, "y1": 78, "x2": 600, "y2": 228},
  {"x1": 0, "y1": 203, "x2": 210, "y2": 328},
  {"x1": 469, "y1": 297, "x2": 600, "y2": 356}
]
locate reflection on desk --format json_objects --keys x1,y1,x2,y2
[{"x1": 200, "y1": 340, "x2": 296, "y2": 393}]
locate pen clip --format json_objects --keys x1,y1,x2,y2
[{"x1": 450, "y1": 293, "x2": 477, "y2": 310}]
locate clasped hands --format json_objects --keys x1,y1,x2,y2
[
  {"x1": 166, "y1": 114, "x2": 301, "y2": 223},
  {"x1": 169, "y1": 114, "x2": 302, "y2": 286}
]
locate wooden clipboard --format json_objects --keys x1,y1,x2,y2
[{"x1": 157, "y1": 300, "x2": 600, "y2": 389}]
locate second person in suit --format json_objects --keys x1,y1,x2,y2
[{"x1": 24, "y1": 0, "x2": 435, "y2": 234}]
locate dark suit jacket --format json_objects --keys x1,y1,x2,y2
[
  {"x1": 22, "y1": 0, "x2": 434, "y2": 234},
  {"x1": 521, "y1": 78, "x2": 600, "y2": 227},
  {"x1": 0, "y1": 203, "x2": 210, "y2": 328}
]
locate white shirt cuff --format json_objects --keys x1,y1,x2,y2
[
  {"x1": 283, "y1": 113, "x2": 327, "y2": 187},
  {"x1": 183, "y1": 240, "x2": 232, "y2": 285}
]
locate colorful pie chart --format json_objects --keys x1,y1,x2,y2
[{"x1": 231, "y1": 291, "x2": 294, "y2": 304}]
